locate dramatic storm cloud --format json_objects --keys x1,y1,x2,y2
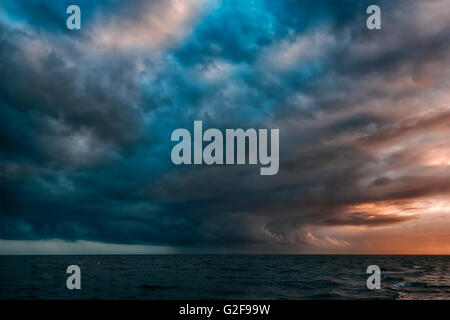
[{"x1": 1, "y1": 0, "x2": 449, "y2": 253}]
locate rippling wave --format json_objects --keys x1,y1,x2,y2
[{"x1": 0, "y1": 255, "x2": 448, "y2": 299}]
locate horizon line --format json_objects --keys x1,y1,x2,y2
[{"x1": 1, "y1": 253, "x2": 449, "y2": 256}]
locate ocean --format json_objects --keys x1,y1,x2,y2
[{"x1": 0, "y1": 255, "x2": 448, "y2": 300}]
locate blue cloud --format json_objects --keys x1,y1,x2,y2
[{"x1": 1, "y1": 0, "x2": 449, "y2": 252}]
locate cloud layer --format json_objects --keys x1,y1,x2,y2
[{"x1": 1, "y1": 0, "x2": 450, "y2": 253}]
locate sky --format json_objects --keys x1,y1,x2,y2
[{"x1": 0, "y1": 0, "x2": 450, "y2": 254}]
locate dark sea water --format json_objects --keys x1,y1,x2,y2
[{"x1": 0, "y1": 255, "x2": 448, "y2": 300}]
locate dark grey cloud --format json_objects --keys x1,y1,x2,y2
[{"x1": 1, "y1": 0, "x2": 449, "y2": 252}]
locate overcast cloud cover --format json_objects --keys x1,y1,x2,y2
[{"x1": 1, "y1": 0, "x2": 450, "y2": 254}]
